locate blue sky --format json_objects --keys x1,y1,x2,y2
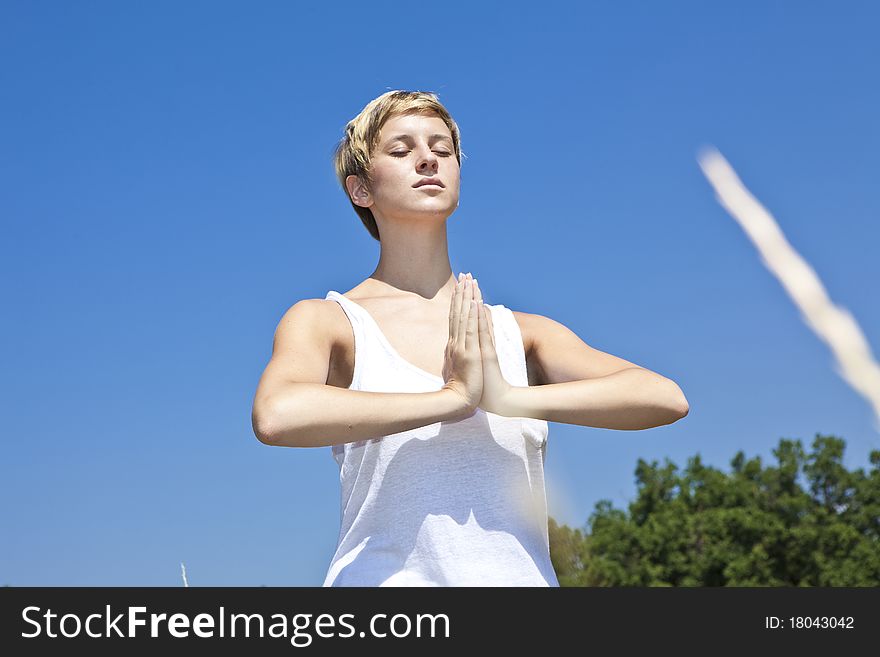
[{"x1": 2, "y1": 1, "x2": 878, "y2": 586}]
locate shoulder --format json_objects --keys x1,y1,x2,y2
[
  {"x1": 509, "y1": 309, "x2": 585, "y2": 349},
  {"x1": 278, "y1": 297, "x2": 336, "y2": 326},
  {"x1": 277, "y1": 298, "x2": 348, "y2": 350},
  {"x1": 509, "y1": 309, "x2": 578, "y2": 352}
]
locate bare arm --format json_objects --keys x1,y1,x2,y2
[
  {"x1": 262, "y1": 383, "x2": 467, "y2": 448},
  {"x1": 251, "y1": 299, "x2": 469, "y2": 448},
  {"x1": 492, "y1": 310, "x2": 689, "y2": 430},
  {"x1": 499, "y1": 368, "x2": 688, "y2": 430}
]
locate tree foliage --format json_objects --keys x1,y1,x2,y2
[{"x1": 549, "y1": 434, "x2": 880, "y2": 586}]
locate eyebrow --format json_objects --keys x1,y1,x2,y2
[{"x1": 384, "y1": 134, "x2": 453, "y2": 146}]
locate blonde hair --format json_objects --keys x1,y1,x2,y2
[{"x1": 333, "y1": 90, "x2": 464, "y2": 242}]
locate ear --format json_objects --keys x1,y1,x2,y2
[{"x1": 346, "y1": 175, "x2": 372, "y2": 207}]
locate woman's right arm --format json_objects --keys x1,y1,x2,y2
[{"x1": 251, "y1": 299, "x2": 469, "y2": 448}]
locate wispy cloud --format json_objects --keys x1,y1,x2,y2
[{"x1": 697, "y1": 146, "x2": 880, "y2": 435}]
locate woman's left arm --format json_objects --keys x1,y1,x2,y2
[
  {"x1": 475, "y1": 294, "x2": 689, "y2": 430},
  {"x1": 499, "y1": 368, "x2": 688, "y2": 430}
]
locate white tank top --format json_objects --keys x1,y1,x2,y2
[{"x1": 322, "y1": 290, "x2": 559, "y2": 587}]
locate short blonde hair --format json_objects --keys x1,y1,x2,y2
[{"x1": 333, "y1": 90, "x2": 464, "y2": 242}]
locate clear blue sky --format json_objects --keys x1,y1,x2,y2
[{"x1": 2, "y1": 1, "x2": 878, "y2": 586}]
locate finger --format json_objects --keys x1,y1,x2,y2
[
  {"x1": 469, "y1": 277, "x2": 483, "y2": 352},
  {"x1": 458, "y1": 273, "x2": 472, "y2": 342},
  {"x1": 472, "y1": 278, "x2": 489, "y2": 340},
  {"x1": 467, "y1": 298, "x2": 479, "y2": 351},
  {"x1": 477, "y1": 299, "x2": 488, "y2": 350},
  {"x1": 455, "y1": 274, "x2": 467, "y2": 342},
  {"x1": 450, "y1": 274, "x2": 462, "y2": 340},
  {"x1": 480, "y1": 304, "x2": 498, "y2": 360},
  {"x1": 484, "y1": 303, "x2": 497, "y2": 347}
]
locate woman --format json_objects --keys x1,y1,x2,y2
[{"x1": 251, "y1": 90, "x2": 689, "y2": 586}]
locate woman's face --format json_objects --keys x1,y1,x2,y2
[{"x1": 350, "y1": 112, "x2": 461, "y2": 225}]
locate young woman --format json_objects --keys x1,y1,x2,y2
[{"x1": 251, "y1": 90, "x2": 689, "y2": 586}]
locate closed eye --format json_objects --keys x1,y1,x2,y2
[{"x1": 391, "y1": 151, "x2": 452, "y2": 157}]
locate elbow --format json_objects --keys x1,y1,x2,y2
[
  {"x1": 252, "y1": 395, "x2": 307, "y2": 447},
  {"x1": 251, "y1": 399, "x2": 279, "y2": 446},
  {"x1": 656, "y1": 402, "x2": 687, "y2": 428},
  {"x1": 676, "y1": 389, "x2": 690, "y2": 417},
  {"x1": 675, "y1": 402, "x2": 689, "y2": 420},
  {"x1": 252, "y1": 414, "x2": 274, "y2": 446},
  {"x1": 665, "y1": 379, "x2": 689, "y2": 420}
]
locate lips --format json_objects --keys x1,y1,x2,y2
[{"x1": 414, "y1": 178, "x2": 444, "y2": 188}]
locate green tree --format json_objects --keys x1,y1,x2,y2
[{"x1": 548, "y1": 434, "x2": 880, "y2": 586}]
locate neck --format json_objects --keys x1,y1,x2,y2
[{"x1": 369, "y1": 221, "x2": 457, "y2": 300}]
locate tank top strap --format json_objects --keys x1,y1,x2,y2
[
  {"x1": 487, "y1": 304, "x2": 529, "y2": 388},
  {"x1": 325, "y1": 290, "x2": 369, "y2": 390},
  {"x1": 489, "y1": 303, "x2": 549, "y2": 452},
  {"x1": 325, "y1": 290, "x2": 372, "y2": 466}
]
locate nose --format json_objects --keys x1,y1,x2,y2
[{"x1": 415, "y1": 145, "x2": 438, "y2": 172}]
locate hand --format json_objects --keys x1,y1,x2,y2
[
  {"x1": 470, "y1": 276, "x2": 514, "y2": 415},
  {"x1": 441, "y1": 272, "x2": 483, "y2": 415}
]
